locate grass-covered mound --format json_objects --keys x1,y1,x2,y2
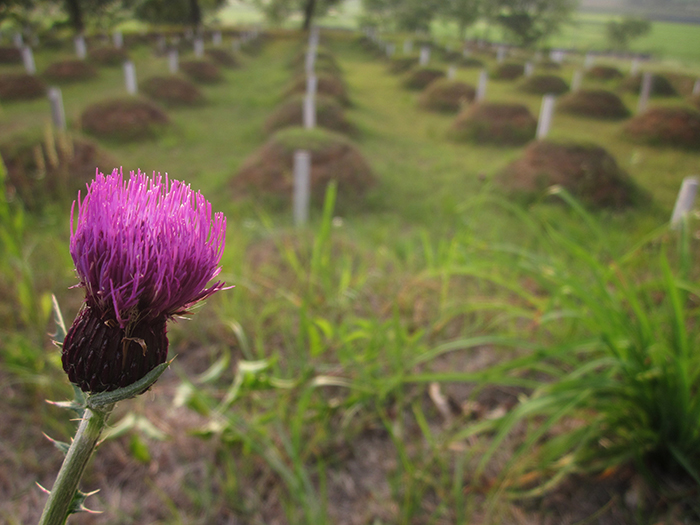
[
  {"x1": 205, "y1": 49, "x2": 240, "y2": 68},
  {"x1": 284, "y1": 73, "x2": 350, "y2": 106},
  {"x1": 450, "y1": 102, "x2": 537, "y2": 145},
  {"x1": 497, "y1": 140, "x2": 642, "y2": 208},
  {"x1": 460, "y1": 56, "x2": 484, "y2": 68},
  {"x1": 0, "y1": 46, "x2": 21, "y2": 64},
  {"x1": 264, "y1": 95, "x2": 355, "y2": 135},
  {"x1": 43, "y1": 59, "x2": 98, "y2": 82},
  {"x1": 537, "y1": 60, "x2": 562, "y2": 70},
  {"x1": 492, "y1": 62, "x2": 524, "y2": 80},
  {"x1": 140, "y1": 75, "x2": 204, "y2": 107},
  {"x1": 388, "y1": 56, "x2": 419, "y2": 74},
  {"x1": 180, "y1": 59, "x2": 223, "y2": 83},
  {"x1": 418, "y1": 79, "x2": 475, "y2": 112},
  {"x1": 558, "y1": 89, "x2": 630, "y2": 119},
  {"x1": 519, "y1": 74, "x2": 569, "y2": 95},
  {"x1": 586, "y1": 65, "x2": 623, "y2": 81},
  {"x1": 232, "y1": 127, "x2": 374, "y2": 203},
  {"x1": 623, "y1": 106, "x2": 700, "y2": 149},
  {"x1": 290, "y1": 48, "x2": 341, "y2": 74},
  {"x1": 620, "y1": 73, "x2": 678, "y2": 97},
  {"x1": 81, "y1": 98, "x2": 170, "y2": 141},
  {"x1": 1, "y1": 130, "x2": 114, "y2": 210},
  {"x1": 89, "y1": 46, "x2": 129, "y2": 66},
  {"x1": 0, "y1": 73, "x2": 46, "y2": 101},
  {"x1": 403, "y1": 67, "x2": 446, "y2": 90}
]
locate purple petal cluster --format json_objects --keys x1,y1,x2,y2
[
  {"x1": 70, "y1": 168, "x2": 227, "y2": 326},
  {"x1": 62, "y1": 168, "x2": 228, "y2": 392}
]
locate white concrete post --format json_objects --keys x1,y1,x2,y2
[
  {"x1": 74, "y1": 35, "x2": 87, "y2": 59},
  {"x1": 168, "y1": 49, "x2": 179, "y2": 73},
  {"x1": 475, "y1": 69, "x2": 488, "y2": 102},
  {"x1": 536, "y1": 94, "x2": 556, "y2": 140},
  {"x1": 124, "y1": 60, "x2": 137, "y2": 95},
  {"x1": 419, "y1": 46, "x2": 430, "y2": 66},
  {"x1": 637, "y1": 71, "x2": 653, "y2": 113},
  {"x1": 571, "y1": 70, "x2": 583, "y2": 92},
  {"x1": 194, "y1": 38, "x2": 204, "y2": 58},
  {"x1": 671, "y1": 176, "x2": 699, "y2": 229},
  {"x1": 293, "y1": 150, "x2": 311, "y2": 226},
  {"x1": 21, "y1": 46, "x2": 36, "y2": 74},
  {"x1": 48, "y1": 87, "x2": 66, "y2": 130},
  {"x1": 113, "y1": 31, "x2": 123, "y2": 49}
]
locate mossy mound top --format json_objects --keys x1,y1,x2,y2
[
  {"x1": 1, "y1": 131, "x2": 114, "y2": 210},
  {"x1": 586, "y1": 65, "x2": 623, "y2": 81},
  {"x1": 519, "y1": 74, "x2": 569, "y2": 95},
  {"x1": 43, "y1": 60, "x2": 98, "y2": 82},
  {"x1": 205, "y1": 49, "x2": 240, "y2": 68},
  {"x1": 89, "y1": 46, "x2": 129, "y2": 66},
  {"x1": 403, "y1": 67, "x2": 446, "y2": 90},
  {"x1": 620, "y1": 73, "x2": 678, "y2": 97},
  {"x1": 496, "y1": 140, "x2": 644, "y2": 209},
  {"x1": 492, "y1": 62, "x2": 525, "y2": 81},
  {"x1": 558, "y1": 89, "x2": 630, "y2": 120},
  {"x1": 81, "y1": 98, "x2": 170, "y2": 142},
  {"x1": 388, "y1": 56, "x2": 419, "y2": 74},
  {"x1": 264, "y1": 95, "x2": 355, "y2": 136},
  {"x1": 232, "y1": 127, "x2": 375, "y2": 204},
  {"x1": 180, "y1": 60, "x2": 223, "y2": 83},
  {"x1": 450, "y1": 102, "x2": 537, "y2": 146},
  {"x1": 623, "y1": 106, "x2": 700, "y2": 150},
  {"x1": 0, "y1": 74, "x2": 46, "y2": 101},
  {"x1": 284, "y1": 73, "x2": 350, "y2": 106},
  {"x1": 418, "y1": 79, "x2": 475, "y2": 112},
  {"x1": 140, "y1": 75, "x2": 204, "y2": 107}
]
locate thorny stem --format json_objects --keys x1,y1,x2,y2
[{"x1": 38, "y1": 403, "x2": 114, "y2": 525}]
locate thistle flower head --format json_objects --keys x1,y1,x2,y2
[{"x1": 62, "y1": 168, "x2": 227, "y2": 392}]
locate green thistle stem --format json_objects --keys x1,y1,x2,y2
[{"x1": 38, "y1": 403, "x2": 114, "y2": 525}]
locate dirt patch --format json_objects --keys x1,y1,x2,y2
[
  {"x1": 180, "y1": 60, "x2": 223, "y2": 83},
  {"x1": 519, "y1": 74, "x2": 569, "y2": 95},
  {"x1": 450, "y1": 102, "x2": 537, "y2": 146},
  {"x1": 620, "y1": 73, "x2": 678, "y2": 97},
  {"x1": 140, "y1": 75, "x2": 204, "y2": 107},
  {"x1": 586, "y1": 65, "x2": 623, "y2": 81},
  {"x1": 232, "y1": 127, "x2": 375, "y2": 205},
  {"x1": 1, "y1": 131, "x2": 114, "y2": 210},
  {"x1": 387, "y1": 56, "x2": 418, "y2": 74},
  {"x1": 43, "y1": 60, "x2": 98, "y2": 82},
  {"x1": 205, "y1": 48, "x2": 240, "y2": 68},
  {"x1": 496, "y1": 140, "x2": 644, "y2": 208},
  {"x1": 0, "y1": 73, "x2": 46, "y2": 101},
  {"x1": 89, "y1": 46, "x2": 129, "y2": 67},
  {"x1": 403, "y1": 67, "x2": 446, "y2": 90},
  {"x1": 81, "y1": 98, "x2": 170, "y2": 142},
  {"x1": 558, "y1": 89, "x2": 630, "y2": 119},
  {"x1": 284, "y1": 73, "x2": 350, "y2": 106},
  {"x1": 623, "y1": 106, "x2": 700, "y2": 149},
  {"x1": 418, "y1": 79, "x2": 475, "y2": 112},
  {"x1": 264, "y1": 95, "x2": 356, "y2": 135},
  {"x1": 0, "y1": 46, "x2": 21, "y2": 64},
  {"x1": 492, "y1": 62, "x2": 524, "y2": 81}
]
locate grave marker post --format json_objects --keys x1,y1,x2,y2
[
  {"x1": 194, "y1": 38, "x2": 204, "y2": 58},
  {"x1": 447, "y1": 65, "x2": 457, "y2": 80},
  {"x1": 524, "y1": 61, "x2": 534, "y2": 77},
  {"x1": 21, "y1": 46, "x2": 36, "y2": 74},
  {"x1": 303, "y1": 94, "x2": 316, "y2": 129},
  {"x1": 419, "y1": 46, "x2": 430, "y2": 66},
  {"x1": 74, "y1": 35, "x2": 87, "y2": 59},
  {"x1": 124, "y1": 60, "x2": 137, "y2": 95},
  {"x1": 113, "y1": 31, "x2": 123, "y2": 49},
  {"x1": 47, "y1": 87, "x2": 66, "y2": 130},
  {"x1": 670, "y1": 176, "x2": 699, "y2": 229},
  {"x1": 693, "y1": 79, "x2": 700, "y2": 96},
  {"x1": 403, "y1": 39, "x2": 413, "y2": 54},
  {"x1": 584, "y1": 52, "x2": 594, "y2": 69},
  {"x1": 475, "y1": 69, "x2": 488, "y2": 102},
  {"x1": 536, "y1": 94, "x2": 556, "y2": 140},
  {"x1": 293, "y1": 150, "x2": 311, "y2": 226},
  {"x1": 630, "y1": 57, "x2": 640, "y2": 76},
  {"x1": 496, "y1": 46, "x2": 506, "y2": 63},
  {"x1": 168, "y1": 49, "x2": 179, "y2": 73},
  {"x1": 637, "y1": 71, "x2": 653, "y2": 113},
  {"x1": 213, "y1": 31, "x2": 222, "y2": 46},
  {"x1": 571, "y1": 69, "x2": 583, "y2": 91}
]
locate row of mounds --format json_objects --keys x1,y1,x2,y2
[
  {"x1": 232, "y1": 41, "x2": 375, "y2": 207},
  {"x1": 496, "y1": 140, "x2": 646, "y2": 209},
  {"x1": 0, "y1": 128, "x2": 113, "y2": 211}
]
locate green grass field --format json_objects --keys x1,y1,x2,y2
[{"x1": 2, "y1": 15, "x2": 700, "y2": 524}]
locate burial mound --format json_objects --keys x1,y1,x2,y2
[
  {"x1": 403, "y1": 67, "x2": 446, "y2": 90},
  {"x1": 450, "y1": 102, "x2": 537, "y2": 145},
  {"x1": 81, "y1": 98, "x2": 169, "y2": 141},
  {"x1": 89, "y1": 46, "x2": 129, "y2": 66},
  {"x1": 285, "y1": 73, "x2": 350, "y2": 106},
  {"x1": 624, "y1": 106, "x2": 700, "y2": 149},
  {"x1": 519, "y1": 74, "x2": 569, "y2": 95},
  {"x1": 558, "y1": 89, "x2": 630, "y2": 119},
  {"x1": 43, "y1": 60, "x2": 98, "y2": 82},
  {"x1": 419, "y1": 79, "x2": 475, "y2": 112},
  {"x1": 180, "y1": 60, "x2": 223, "y2": 83},
  {"x1": 0, "y1": 73, "x2": 46, "y2": 101},
  {"x1": 140, "y1": 75, "x2": 204, "y2": 106},
  {"x1": 265, "y1": 95, "x2": 355, "y2": 135}
]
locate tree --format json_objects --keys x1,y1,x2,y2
[
  {"x1": 606, "y1": 17, "x2": 651, "y2": 50},
  {"x1": 440, "y1": 0, "x2": 482, "y2": 39},
  {"x1": 131, "y1": 0, "x2": 226, "y2": 29},
  {"x1": 251, "y1": 0, "x2": 342, "y2": 30},
  {"x1": 493, "y1": 0, "x2": 578, "y2": 47},
  {"x1": 361, "y1": 0, "x2": 440, "y2": 33}
]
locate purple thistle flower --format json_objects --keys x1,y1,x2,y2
[{"x1": 62, "y1": 168, "x2": 227, "y2": 393}]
